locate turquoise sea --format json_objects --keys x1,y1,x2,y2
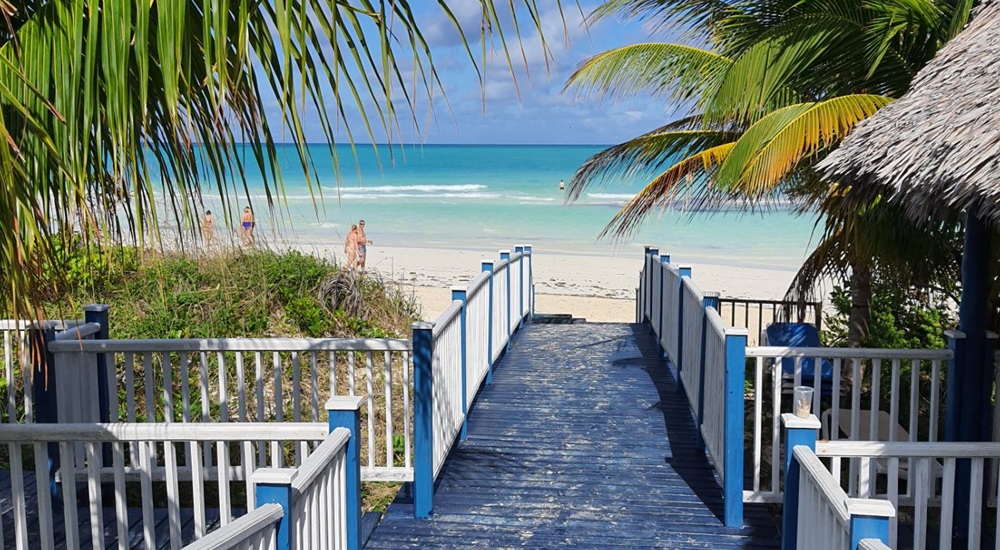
[{"x1": 200, "y1": 144, "x2": 819, "y2": 270}]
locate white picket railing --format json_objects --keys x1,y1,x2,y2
[
  {"x1": 661, "y1": 263, "x2": 681, "y2": 363},
  {"x1": 793, "y1": 446, "x2": 895, "y2": 550},
  {"x1": 651, "y1": 253, "x2": 662, "y2": 337},
  {"x1": 0, "y1": 422, "x2": 328, "y2": 550},
  {"x1": 465, "y1": 272, "x2": 491, "y2": 408},
  {"x1": 0, "y1": 319, "x2": 85, "y2": 424},
  {"x1": 46, "y1": 337, "x2": 413, "y2": 482},
  {"x1": 430, "y1": 302, "x2": 464, "y2": 480},
  {"x1": 508, "y1": 253, "x2": 523, "y2": 335},
  {"x1": 183, "y1": 503, "x2": 283, "y2": 550},
  {"x1": 643, "y1": 253, "x2": 654, "y2": 321},
  {"x1": 702, "y1": 307, "x2": 728, "y2": 481},
  {"x1": 491, "y1": 260, "x2": 510, "y2": 361},
  {"x1": 251, "y1": 428, "x2": 351, "y2": 550},
  {"x1": 816, "y1": 440, "x2": 1000, "y2": 549},
  {"x1": 744, "y1": 346, "x2": 951, "y2": 503},
  {"x1": 679, "y1": 277, "x2": 705, "y2": 408}
]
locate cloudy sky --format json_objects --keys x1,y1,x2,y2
[{"x1": 290, "y1": 2, "x2": 685, "y2": 146}]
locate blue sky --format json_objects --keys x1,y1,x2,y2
[{"x1": 289, "y1": 2, "x2": 684, "y2": 146}]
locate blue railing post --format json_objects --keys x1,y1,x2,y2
[
  {"x1": 981, "y1": 332, "x2": 997, "y2": 441},
  {"x1": 255, "y1": 474, "x2": 294, "y2": 550},
  {"x1": 500, "y1": 250, "x2": 512, "y2": 351},
  {"x1": 676, "y1": 266, "x2": 692, "y2": 392},
  {"x1": 412, "y1": 321, "x2": 435, "y2": 518},
  {"x1": 696, "y1": 292, "x2": 720, "y2": 452},
  {"x1": 649, "y1": 248, "x2": 659, "y2": 338},
  {"x1": 524, "y1": 244, "x2": 533, "y2": 321},
  {"x1": 452, "y1": 287, "x2": 469, "y2": 441},
  {"x1": 84, "y1": 304, "x2": 112, "y2": 467},
  {"x1": 723, "y1": 328, "x2": 747, "y2": 528},
  {"x1": 781, "y1": 413, "x2": 820, "y2": 550},
  {"x1": 327, "y1": 396, "x2": 363, "y2": 550},
  {"x1": 849, "y1": 508, "x2": 894, "y2": 550},
  {"x1": 30, "y1": 323, "x2": 60, "y2": 501},
  {"x1": 481, "y1": 260, "x2": 495, "y2": 385},
  {"x1": 514, "y1": 246, "x2": 525, "y2": 329},
  {"x1": 944, "y1": 329, "x2": 969, "y2": 541}
]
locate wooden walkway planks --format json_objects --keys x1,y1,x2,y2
[{"x1": 366, "y1": 322, "x2": 781, "y2": 549}]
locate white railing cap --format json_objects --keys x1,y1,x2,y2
[
  {"x1": 83, "y1": 303, "x2": 110, "y2": 312},
  {"x1": 703, "y1": 291, "x2": 721, "y2": 298},
  {"x1": 499, "y1": 249, "x2": 511, "y2": 254},
  {"x1": 326, "y1": 396, "x2": 364, "y2": 411},
  {"x1": 250, "y1": 467, "x2": 296, "y2": 485},
  {"x1": 945, "y1": 329, "x2": 966, "y2": 339},
  {"x1": 988, "y1": 331, "x2": 999, "y2": 339},
  {"x1": 411, "y1": 321, "x2": 435, "y2": 330},
  {"x1": 781, "y1": 413, "x2": 821, "y2": 430},
  {"x1": 847, "y1": 497, "x2": 896, "y2": 518},
  {"x1": 725, "y1": 327, "x2": 750, "y2": 337},
  {"x1": 450, "y1": 285, "x2": 467, "y2": 294},
  {"x1": 481, "y1": 258, "x2": 494, "y2": 265},
  {"x1": 678, "y1": 264, "x2": 692, "y2": 269}
]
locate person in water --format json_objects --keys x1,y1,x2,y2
[
  {"x1": 356, "y1": 219, "x2": 372, "y2": 271},
  {"x1": 240, "y1": 207, "x2": 255, "y2": 246},
  {"x1": 344, "y1": 224, "x2": 359, "y2": 269}
]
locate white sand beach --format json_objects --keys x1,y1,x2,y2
[{"x1": 293, "y1": 242, "x2": 804, "y2": 322}]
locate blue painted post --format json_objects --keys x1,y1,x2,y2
[
  {"x1": 696, "y1": 292, "x2": 720, "y2": 452},
  {"x1": 780, "y1": 413, "x2": 820, "y2": 550},
  {"x1": 723, "y1": 328, "x2": 748, "y2": 528},
  {"x1": 981, "y1": 332, "x2": 997, "y2": 441},
  {"x1": 514, "y1": 246, "x2": 525, "y2": 329},
  {"x1": 85, "y1": 304, "x2": 112, "y2": 467},
  {"x1": 481, "y1": 260, "x2": 495, "y2": 385},
  {"x1": 500, "y1": 250, "x2": 512, "y2": 351},
  {"x1": 327, "y1": 396, "x2": 364, "y2": 550},
  {"x1": 255, "y1": 476, "x2": 293, "y2": 550},
  {"x1": 30, "y1": 323, "x2": 60, "y2": 501},
  {"x1": 452, "y1": 287, "x2": 469, "y2": 441},
  {"x1": 676, "y1": 266, "x2": 692, "y2": 393},
  {"x1": 412, "y1": 321, "x2": 435, "y2": 518},
  {"x1": 524, "y1": 244, "x2": 533, "y2": 320},
  {"x1": 849, "y1": 511, "x2": 893, "y2": 550},
  {"x1": 944, "y1": 330, "x2": 967, "y2": 442}
]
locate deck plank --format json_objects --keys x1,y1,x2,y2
[{"x1": 366, "y1": 322, "x2": 782, "y2": 549}]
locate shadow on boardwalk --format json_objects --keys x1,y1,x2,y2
[{"x1": 366, "y1": 322, "x2": 781, "y2": 549}]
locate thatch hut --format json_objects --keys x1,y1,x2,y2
[{"x1": 819, "y1": 3, "x2": 999, "y2": 535}]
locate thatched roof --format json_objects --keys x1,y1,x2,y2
[{"x1": 819, "y1": 0, "x2": 1000, "y2": 224}]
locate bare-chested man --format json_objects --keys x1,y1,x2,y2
[
  {"x1": 344, "y1": 224, "x2": 359, "y2": 268},
  {"x1": 356, "y1": 219, "x2": 372, "y2": 271},
  {"x1": 240, "y1": 207, "x2": 255, "y2": 246}
]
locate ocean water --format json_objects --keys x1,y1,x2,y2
[{"x1": 199, "y1": 144, "x2": 819, "y2": 270}]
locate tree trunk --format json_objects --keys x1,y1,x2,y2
[{"x1": 847, "y1": 262, "x2": 872, "y2": 347}]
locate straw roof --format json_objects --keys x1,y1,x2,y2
[{"x1": 819, "y1": 0, "x2": 1000, "y2": 223}]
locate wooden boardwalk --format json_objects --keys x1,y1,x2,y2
[{"x1": 366, "y1": 322, "x2": 781, "y2": 549}]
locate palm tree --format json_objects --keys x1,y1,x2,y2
[
  {"x1": 564, "y1": 0, "x2": 971, "y2": 343},
  {"x1": 0, "y1": 0, "x2": 571, "y2": 320}
]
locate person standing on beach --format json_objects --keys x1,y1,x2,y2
[
  {"x1": 240, "y1": 206, "x2": 255, "y2": 246},
  {"x1": 202, "y1": 210, "x2": 214, "y2": 247},
  {"x1": 357, "y1": 219, "x2": 372, "y2": 271},
  {"x1": 344, "y1": 224, "x2": 359, "y2": 269}
]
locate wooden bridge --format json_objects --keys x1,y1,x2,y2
[{"x1": 365, "y1": 322, "x2": 780, "y2": 548}]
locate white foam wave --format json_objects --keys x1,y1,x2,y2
[
  {"x1": 586, "y1": 193, "x2": 636, "y2": 201},
  {"x1": 336, "y1": 192, "x2": 501, "y2": 201},
  {"x1": 327, "y1": 184, "x2": 487, "y2": 194}
]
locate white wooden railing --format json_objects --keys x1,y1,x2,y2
[
  {"x1": 183, "y1": 503, "x2": 283, "y2": 549},
  {"x1": 46, "y1": 337, "x2": 413, "y2": 482},
  {"x1": 0, "y1": 318, "x2": 86, "y2": 424},
  {"x1": 679, "y1": 277, "x2": 705, "y2": 407},
  {"x1": 816, "y1": 440, "x2": 1000, "y2": 549},
  {"x1": 491, "y1": 259, "x2": 511, "y2": 362},
  {"x1": 465, "y1": 272, "x2": 491, "y2": 409},
  {"x1": 250, "y1": 428, "x2": 351, "y2": 550},
  {"x1": 661, "y1": 263, "x2": 681, "y2": 362},
  {"x1": 508, "y1": 252, "x2": 523, "y2": 335},
  {"x1": 744, "y1": 347, "x2": 951, "y2": 503},
  {"x1": 792, "y1": 445, "x2": 895, "y2": 550},
  {"x1": 0, "y1": 422, "x2": 328, "y2": 550},
  {"x1": 429, "y1": 302, "x2": 464, "y2": 480}
]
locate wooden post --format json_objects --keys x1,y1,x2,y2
[
  {"x1": 659, "y1": 254, "x2": 670, "y2": 352},
  {"x1": 781, "y1": 413, "x2": 820, "y2": 550},
  {"x1": 696, "y1": 292, "x2": 720, "y2": 452},
  {"x1": 724, "y1": 328, "x2": 748, "y2": 528},
  {"x1": 848, "y1": 502, "x2": 894, "y2": 550},
  {"x1": 500, "y1": 250, "x2": 511, "y2": 351},
  {"x1": 452, "y1": 287, "x2": 469, "y2": 441},
  {"x1": 31, "y1": 323, "x2": 59, "y2": 502},
  {"x1": 253, "y1": 471, "x2": 294, "y2": 550},
  {"x1": 412, "y1": 321, "x2": 435, "y2": 518},
  {"x1": 84, "y1": 304, "x2": 111, "y2": 467},
  {"x1": 327, "y1": 396, "x2": 364, "y2": 550},
  {"x1": 643, "y1": 246, "x2": 652, "y2": 322},
  {"x1": 481, "y1": 260, "x2": 494, "y2": 385}
]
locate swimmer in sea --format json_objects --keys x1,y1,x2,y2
[{"x1": 240, "y1": 207, "x2": 255, "y2": 246}]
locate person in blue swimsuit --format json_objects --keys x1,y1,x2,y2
[{"x1": 240, "y1": 207, "x2": 255, "y2": 246}]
